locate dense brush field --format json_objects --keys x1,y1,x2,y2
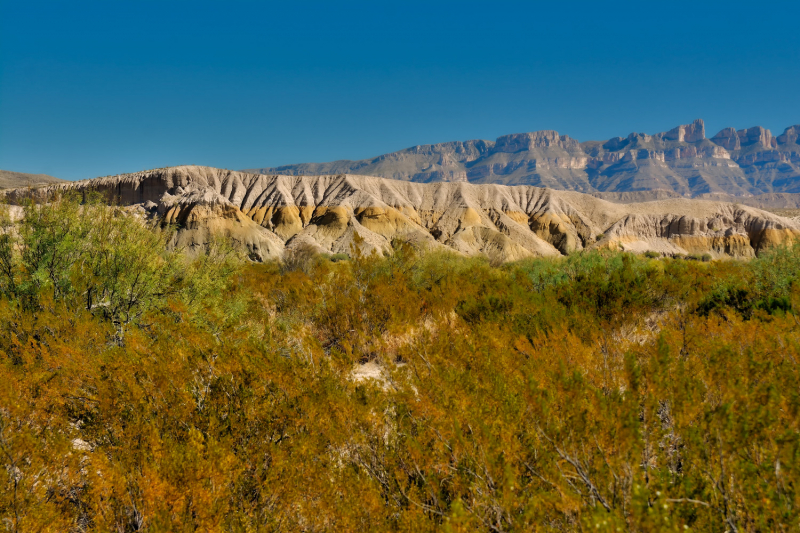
[{"x1": 1, "y1": 196, "x2": 799, "y2": 532}]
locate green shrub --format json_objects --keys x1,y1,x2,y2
[{"x1": 0, "y1": 194, "x2": 239, "y2": 338}]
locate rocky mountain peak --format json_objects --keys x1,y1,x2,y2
[
  {"x1": 777, "y1": 125, "x2": 800, "y2": 146},
  {"x1": 713, "y1": 125, "x2": 777, "y2": 150},
  {"x1": 493, "y1": 131, "x2": 579, "y2": 153},
  {"x1": 739, "y1": 126, "x2": 775, "y2": 148},
  {"x1": 661, "y1": 118, "x2": 705, "y2": 143},
  {"x1": 711, "y1": 127, "x2": 740, "y2": 150},
  {"x1": 407, "y1": 139, "x2": 493, "y2": 158}
]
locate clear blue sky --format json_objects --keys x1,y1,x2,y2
[{"x1": 1, "y1": 0, "x2": 799, "y2": 180}]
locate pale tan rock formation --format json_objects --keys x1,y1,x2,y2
[
  {"x1": 159, "y1": 187, "x2": 285, "y2": 260},
  {"x1": 5, "y1": 165, "x2": 799, "y2": 262},
  {"x1": 662, "y1": 119, "x2": 706, "y2": 143}
]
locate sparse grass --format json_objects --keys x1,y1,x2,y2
[{"x1": 764, "y1": 208, "x2": 800, "y2": 217}]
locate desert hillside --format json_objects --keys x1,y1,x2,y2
[
  {"x1": 7, "y1": 165, "x2": 799, "y2": 262},
  {"x1": 0, "y1": 169, "x2": 65, "y2": 189}
]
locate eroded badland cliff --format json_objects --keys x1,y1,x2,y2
[{"x1": 6, "y1": 165, "x2": 799, "y2": 262}]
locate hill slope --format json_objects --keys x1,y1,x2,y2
[
  {"x1": 7, "y1": 165, "x2": 798, "y2": 262},
  {"x1": 246, "y1": 120, "x2": 800, "y2": 198},
  {"x1": 0, "y1": 169, "x2": 65, "y2": 189}
]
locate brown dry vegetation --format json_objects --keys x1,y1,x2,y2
[{"x1": 1, "y1": 195, "x2": 800, "y2": 532}]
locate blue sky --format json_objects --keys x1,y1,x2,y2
[{"x1": 1, "y1": 0, "x2": 799, "y2": 180}]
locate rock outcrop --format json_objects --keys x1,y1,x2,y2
[
  {"x1": 6, "y1": 165, "x2": 798, "y2": 262},
  {"x1": 246, "y1": 120, "x2": 800, "y2": 197}
]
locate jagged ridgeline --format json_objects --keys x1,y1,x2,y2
[
  {"x1": 4, "y1": 165, "x2": 799, "y2": 262},
  {"x1": 246, "y1": 120, "x2": 800, "y2": 198}
]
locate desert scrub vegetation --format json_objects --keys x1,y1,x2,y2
[{"x1": 1, "y1": 198, "x2": 800, "y2": 532}]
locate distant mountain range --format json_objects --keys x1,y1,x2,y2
[{"x1": 245, "y1": 120, "x2": 800, "y2": 198}]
